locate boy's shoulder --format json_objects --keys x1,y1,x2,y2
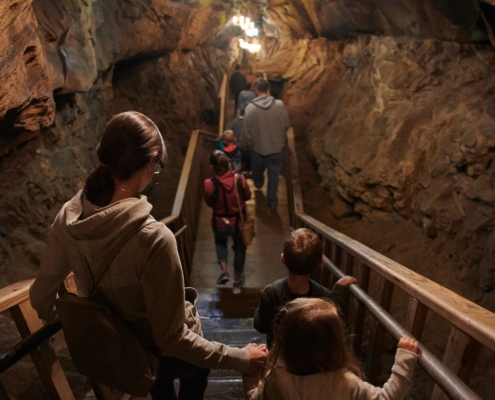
[
  {"x1": 309, "y1": 279, "x2": 334, "y2": 297},
  {"x1": 261, "y1": 278, "x2": 288, "y2": 298}
]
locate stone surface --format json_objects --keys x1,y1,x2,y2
[{"x1": 0, "y1": 0, "x2": 55, "y2": 152}]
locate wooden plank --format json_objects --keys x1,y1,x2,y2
[
  {"x1": 285, "y1": 129, "x2": 304, "y2": 215},
  {"x1": 297, "y1": 213, "x2": 495, "y2": 352},
  {"x1": 218, "y1": 74, "x2": 227, "y2": 136},
  {"x1": 342, "y1": 251, "x2": 355, "y2": 325},
  {"x1": 354, "y1": 263, "x2": 370, "y2": 354},
  {"x1": 10, "y1": 300, "x2": 74, "y2": 400},
  {"x1": 343, "y1": 251, "x2": 355, "y2": 276},
  {"x1": 404, "y1": 297, "x2": 428, "y2": 341},
  {"x1": 0, "y1": 280, "x2": 34, "y2": 313},
  {"x1": 431, "y1": 327, "x2": 482, "y2": 400},
  {"x1": 171, "y1": 131, "x2": 199, "y2": 217},
  {"x1": 368, "y1": 279, "x2": 394, "y2": 383}
]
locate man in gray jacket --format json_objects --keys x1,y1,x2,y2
[{"x1": 241, "y1": 79, "x2": 290, "y2": 210}]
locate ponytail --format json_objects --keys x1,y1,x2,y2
[{"x1": 85, "y1": 165, "x2": 115, "y2": 207}]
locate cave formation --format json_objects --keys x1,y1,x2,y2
[
  {"x1": 1, "y1": 0, "x2": 495, "y2": 395},
  {"x1": 2, "y1": 0, "x2": 495, "y2": 304}
]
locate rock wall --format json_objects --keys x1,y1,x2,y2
[
  {"x1": 252, "y1": 0, "x2": 495, "y2": 307},
  {"x1": 0, "y1": 0, "x2": 230, "y2": 288}
]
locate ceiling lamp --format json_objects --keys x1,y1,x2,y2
[
  {"x1": 232, "y1": 15, "x2": 259, "y2": 37},
  {"x1": 239, "y1": 38, "x2": 261, "y2": 53}
]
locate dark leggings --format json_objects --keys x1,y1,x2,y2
[{"x1": 150, "y1": 357, "x2": 210, "y2": 400}]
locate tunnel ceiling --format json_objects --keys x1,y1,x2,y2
[{"x1": 0, "y1": 0, "x2": 491, "y2": 155}]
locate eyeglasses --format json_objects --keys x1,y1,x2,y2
[{"x1": 154, "y1": 157, "x2": 165, "y2": 175}]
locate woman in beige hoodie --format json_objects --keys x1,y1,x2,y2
[
  {"x1": 243, "y1": 298, "x2": 418, "y2": 400},
  {"x1": 30, "y1": 111, "x2": 266, "y2": 399}
]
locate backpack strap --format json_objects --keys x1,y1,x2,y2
[{"x1": 86, "y1": 219, "x2": 156, "y2": 294}]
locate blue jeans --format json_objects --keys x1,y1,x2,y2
[
  {"x1": 251, "y1": 150, "x2": 284, "y2": 208},
  {"x1": 213, "y1": 226, "x2": 246, "y2": 274},
  {"x1": 150, "y1": 357, "x2": 210, "y2": 399}
]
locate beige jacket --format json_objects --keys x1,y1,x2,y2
[
  {"x1": 243, "y1": 349, "x2": 417, "y2": 400},
  {"x1": 30, "y1": 190, "x2": 250, "y2": 373}
]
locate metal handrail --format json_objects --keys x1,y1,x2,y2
[
  {"x1": 284, "y1": 127, "x2": 493, "y2": 399},
  {"x1": 0, "y1": 321, "x2": 62, "y2": 374},
  {"x1": 325, "y1": 257, "x2": 478, "y2": 400}
]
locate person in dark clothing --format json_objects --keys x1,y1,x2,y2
[
  {"x1": 237, "y1": 82, "x2": 255, "y2": 112},
  {"x1": 227, "y1": 107, "x2": 250, "y2": 171},
  {"x1": 253, "y1": 228, "x2": 357, "y2": 348},
  {"x1": 229, "y1": 64, "x2": 247, "y2": 112}
]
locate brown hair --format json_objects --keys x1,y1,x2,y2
[
  {"x1": 283, "y1": 228, "x2": 322, "y2": 275},
  {"x1": 209, "y1": 149, "x2": 230, "y2": 175},
  {"x1": 221, "y1": 130, "x2": 236, "y2": 145},
  {"x1": 85, "y1": 111, "x2": 167, "y2": 206},
  {"x1": 258, "y1": 298, "x2": 361, "y2": 394}
]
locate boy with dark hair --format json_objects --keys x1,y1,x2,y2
[{"x1": 253, "y1": 228, "x2": 357, "y2": 348}]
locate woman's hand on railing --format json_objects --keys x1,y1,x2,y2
[{"x1": 398, "y1": 337, "x2": 419, "y2": 354}]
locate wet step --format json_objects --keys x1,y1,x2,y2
[
  {"x1": 197, "y1": 287, "x2": 263, "y2": 318},
  {"x1": 196, "y1": 287, "x2": 266, "y2": 399}
]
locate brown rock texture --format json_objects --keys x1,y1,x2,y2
[
  {"x1": 0, "y1": 0, "x2": 55, "y2": 154},
  {"x1": 253, "y1": 19, "x2": 495, "y2": 308},
  {"x1": 0, "y1": 0, "x2": 230, "y2": 291}
]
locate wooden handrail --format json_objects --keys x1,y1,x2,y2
[
  {"x1": 284, "y1": 127, "x2": 494, "y2": 399},
  {"x1": 0, "y1": 279, "x2": 34, "y2": 313},
  {"x1": 306, "y1": 213, "x2": 495, "y2": 352},
  {"x1": 158, "y1": 129, "x2": 218, "y2": 283},
  {"x1": 218, "y1": 74, "x2": 228, "y2": 137}
]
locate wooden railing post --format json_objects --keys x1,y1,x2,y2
[
  {"x1": 431, "y1": 327, "x2": 482, "y2": 400},
  {"x1": 354, "y1": 263, "x2": 370, "y2": 355},
  {"x1": 9, "y1": 300, "x2": 74, "y2": 400},
  {"x1": 218, "y1": 74, "x2": 227, "y2": 136},
  {"x1": 368, "y1": 278, "x2": 394, "y2": 383},
  {"x1": 404, "y1": 297, "x2": 428, "y2": 341}
]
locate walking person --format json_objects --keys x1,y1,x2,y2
[
  {"x1": 227, "y1": 107, "x2": 250, "y2": 171},
  {"x1": 203, "y1": 150, "x2": 252, "y2": 287},
  {"x1": 241, "y1": 79, "x2": 290, "y2": 211},
  {"x1": 229, "y1": 64, "x2": 247, "y2": 113},
  {"x1": 237, "y1": 81, "x2": 255, "y2": 113},
  {"x1": 29, "y1": 111, "x2": 267, "y2": 400}
]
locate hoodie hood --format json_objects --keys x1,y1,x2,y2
[
  {"x1": 215, "y1": 171, "x2": 237, "y2": 192},
  {"x1": 252, "y1": 95, "x2": 274, "y2": 110},
  {"x1": 57, "y1": 190, "x2": 153, "y2": 259}
]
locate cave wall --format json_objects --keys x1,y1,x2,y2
[
  {"x1": 0, "y1": 0, "x2": 230, "y2": 287},
  {"x1": 252, "y1": 0, "x2": 495, "y2": 300},
  {"x1": 2, "y1": 0, "x2": 495, "y2": 297}
]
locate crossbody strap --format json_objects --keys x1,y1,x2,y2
[
  {"x1": 234, "y1": 174, "x2": 245, "y2": 225},
  {"x1": 86, "y1": 219, "x2": 156, "y2": 294}
]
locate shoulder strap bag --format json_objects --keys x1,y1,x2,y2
[
  {"x1": 234, "y1": 174, "x2": 256, "y2": 246},
  {"x1": 55, "y1": 220, "x2": 158, "y2": 396}
]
